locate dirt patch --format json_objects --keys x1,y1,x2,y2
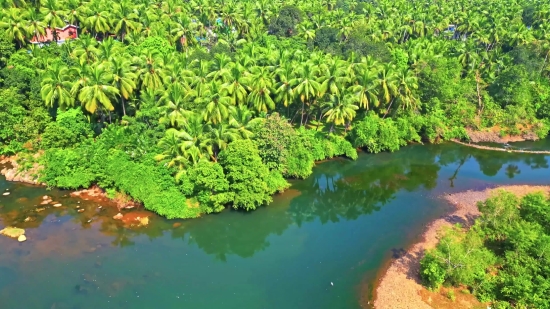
[
  {"x1": 70, "y1": 186, "x2": 140, "y2": 210},
  {"x1": 120, "y1": 211, "x2": 152, "y2": 227},
  {"x1": 373, "y1": 185, "x2": 550, "y2": 309},
  {"x1": 466, "y1": 128, "x2": 538, "y2": 143},
  {"x1": 419, "y1": 286, "x2": 486, "y2": 309}
]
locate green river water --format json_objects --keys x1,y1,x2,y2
[{"x1": 1, "y1": 141, "x2": 550, "y2": 309}]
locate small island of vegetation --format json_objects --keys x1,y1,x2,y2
[
  {"x1": 1, "y1": 0, "x2": 550, "y2": 219},
  {"x1": 420, "y1": 189, "x2": 550, "y2": 308}
]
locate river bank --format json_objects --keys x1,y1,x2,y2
[
  {"x1": 373, "y1": 185, "x2": 550, "y2": 309},
  {"x1": 465, "y1": 128, "x2": 540, "y2": 143},
  {"x1": 451, "y1": 139, "x2": 550, "y2": 154}
]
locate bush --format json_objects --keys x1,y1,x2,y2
[
  {"x1": 349, "y1": 112, "x2": 401, "y2": 153},
  {"x1": 420, "y1": 251, "x2": 447, "y2": 290},
  {"x1": 219, "y1": 139, "x2": 289, "y2": 210},
  {"x1": 40, "y1": 108, "x2": 93, "y2": 149},
  {"x1": 40, "y1": 147, "x2": 96, "y2": 189},
  {"x1": 186, "y1": 161, "x2": 233, "y2": 214}
]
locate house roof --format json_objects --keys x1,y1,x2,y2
[{"x1": 30, "y1": 24, "x2": 78, "y2": 44}]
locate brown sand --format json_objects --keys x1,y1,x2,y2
[
  {"x1": 465, "y1": 128, "x2": 539, "y2": 143},
  {"x1": 373, "y1": 185, "x2": 550, "y2": 309}
]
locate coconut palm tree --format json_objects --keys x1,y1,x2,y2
[
  {"x1": 83, "y1": 1, "x2": 111, "y2": 38},
  {"x1": 25, "y1": 8, "x2": 46, "y2": 43},
  {"x1": 205, "y1": 122, "x2": 240, "y2": 161},
  {"x1": 77, "y1": 64, "x2": 119, "y2": 115},
  {"x1": 155, "y1": 128, "x2": 190, "y2": 170},
  {"x1": 40, "y1": 0, "x2": 65, "y2": 41},
  {"x1": 394, "y1": 68, "x2": 419, "y2": 111},
  {"x1": 319, "y1": 58, "x2": 349, "y2": 97},
  {"x1": 221, "y1": 64, "x2": 249, "y2": 106},
  {"x1": 274, "y1": 61, "x2": 296, "y2": 116},
  {"x1": 159, "y1": 83, "x2": 193, "y2": 128},
  {"x1": 349, "y1": 67, "x2": 379, "y2": 110},
  {"x1": 247, "y1": 66, "x2": 275, "y2": 113},
  {"x1": 41, "y1": 63, "x2": 74, "y2": 109},
  {"x1": 110, "y1": 56, "x2": 137, "y2": 116},
  {"x1": 323, "y1": 92, "x2": 358, "y2": 132},
  {"x1": 377, "y1": 63, "x2": 399, "y2": 106},
  {"x1": 201, "y1": 81, "x2": 232, "y2": 124},
  {"x1": 136, "y1": 52, "x2": 168, "y2": 91},
  {"x1": 229, "y1": 105, "x2": 262, "y2": 139},
  {"x1": 73, "y1": 34, "x2": 100, "y2": 64},
  {"x1": 0, "y1": 8, "x2": 28, "y2": 47},
  {"x1": 290, "y1": 62, "x2": 322, "y2": 125}
]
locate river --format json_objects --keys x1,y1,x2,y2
[{"x1": 1, "y1": 141, "x2": 549, "y2": 309}]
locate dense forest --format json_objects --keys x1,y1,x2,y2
[
  {"x1": 420, "y1": 191, "x2": 550, "y2": 308},
  {"x1": 1, "y1": 0, "x2": 550, "y2": 218}
]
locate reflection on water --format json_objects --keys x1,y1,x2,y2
[{"x1": 0, "y1": 141, "x2": 549, "y2": 309}]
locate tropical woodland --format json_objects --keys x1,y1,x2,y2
[{"x1": 1, "y1": 0, "x2": 550, "y2": 218}]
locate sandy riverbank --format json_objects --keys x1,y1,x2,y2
[
  {"x1": 466, "y1": 128, "x2": 539, "y2": 143},
  {"x1": 373, "y1": 185, "x2": 550, "y2": 309}
]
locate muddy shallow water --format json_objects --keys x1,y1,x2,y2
[{"x1": 1, "y1": 141, "x2": 550, "y2": 309}]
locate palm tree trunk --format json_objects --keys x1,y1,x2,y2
[
  {"x1": 383, "y1": 97, "x2": 396, "y2": 119},
  {"x1": 315, "y1": 111, "x2": 324, "y2": 131},
  {"x1": 299, "y1": 101, "x2": 305, "y2": 126},
  {"x1": 327, "y1": 123, "x2": 334, "y2": 136},
  {"x1": 290, "y1": 108, "x2": 299, "y2": 124},
  {"x1": 475, "y1": 70, "x2": 483, "y2": 115},
  {"x1": 121, "y1": 96, "x2": 126, "y2": 116},
  {"x1": 304, "y1": 107, "x2": 311, "y2": 126}
]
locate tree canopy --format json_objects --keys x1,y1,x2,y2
[{"x1": 1, "y1": 0, "x2": 550, "y2": 218}]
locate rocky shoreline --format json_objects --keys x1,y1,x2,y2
[
  {"x1": 373, "y1": 185, "x2": 550, "y2": 309},
  {"x1": 0, "y1": 155, "x2": 43, "y2": 185},
  {"x1": 1, "y1": 156, "x2": 141, "y2": 211}
]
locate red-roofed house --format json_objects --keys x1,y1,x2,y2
[{"x1": 30, "y1": 25, "x2": 78, "y2": 45}]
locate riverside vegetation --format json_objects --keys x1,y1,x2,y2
[
  {"x1": 420, "y1": 191, "x2": 550, "y2": 308},
  {"x1": 1, "y1": 0, "x2": 550, "y2": 218}
]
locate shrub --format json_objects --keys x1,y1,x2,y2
[
  {"x1": 219, "y1": 139, "x2": 289, "y2": 210},
  {"x1": 41, "y1": 109, "x2": 92, "y2": 149}
]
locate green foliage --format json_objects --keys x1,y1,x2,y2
[
  {"x1": 446, "y1": 290, "x2": 456, "y2": 302},
  {"x1": 0, "y1": 33, "x2": 15, "y2": 68},
  {"x1": 268, "y1": 6, "x2": 302, "y2": 37},
  {"x1": 313, "y1": 27, "x2": 341, "y2": 54},
  {"x1": 420, "y1": 251, "x2": 447, "y2": 289},
  {"x1": 40, "y1": 147, "x2": 96, "y2": 189},
  {"x1": 416, "y1": 57, "x2": 468, "y2": 104},
  {"x1": 137, "y1": 36, "x2": 175, "y2": 56},
  {"x1": 349, "y1": 112, "x2": 402, "y2": 153},
  {"x1": 342, "y1": 25, "x2": 391, "y2": 62},
  {"x1": 219, "y1": 139, "x2": 289, "y2": 210},
  {"x1": 40, "y1": 109, "x2": 92, "y2": 149},
  {"x1": 2, "y1": 0, "x2": 550, "y2": 221},
  {"x1": 489, "y1": 66, "x2": 534, "y2": 108},
  {"x1": 253, "y1": 113, "x2": 315, "y2": 178},
  {"x1": 420, "y1": 191, "x2": 550, "y2": 308},
  {"x1": 0, "y1": 88, "x2": 27, "y2": 153},
  {"x1": 420, "y1": 225, "x2": 497, "y2": 290},
  {"x1": 186, "y1": 161, "x2": 233, "y2": 214},
  {"x1": 522, "y1": 5, "x2": 536, "y2": 27}
]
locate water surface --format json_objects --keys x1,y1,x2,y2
[{"x1": 1, "y1": 142, "x2": 549, "y2": 309}]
